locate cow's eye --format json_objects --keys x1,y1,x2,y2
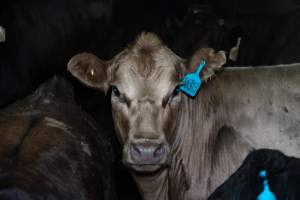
[
  {"x1": 111, "y1": 85, "x2": 121, "y2": 97},
  {"x1": 163, "y1": 85, "x2": 182, "y2": 107},
  {"x1": 172, "y1": 86, "x2": 181, "y2": 97},
  {"x1": 111, "y1": 85, "x2": 127, "y2": 104}
]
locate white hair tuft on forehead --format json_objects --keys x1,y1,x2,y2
[{"x1": 132, "y1": 32, "x2": 163, "y2": 51}]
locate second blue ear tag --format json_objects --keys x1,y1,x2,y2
[
  {"x1": 180, "y1": 59, "x2": 206, "y2": 97},
  {"x1": 257, "y1": 170, "x2": 277, "y2": 200}
]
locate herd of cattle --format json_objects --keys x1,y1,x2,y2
[{"x1": 1, "y1": 0, "x2": 300, "y2": 200}]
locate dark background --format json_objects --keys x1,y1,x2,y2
[{"x1": 1, "y1": 0, "x2": 300, "y2": 199}]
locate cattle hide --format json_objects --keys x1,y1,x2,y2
[
  {"x1": 0, "y1": 77, "x2": 116, "y2": 200},
  {"x1": 208, "y1": 149, "x2": 300, "y2": 200}
]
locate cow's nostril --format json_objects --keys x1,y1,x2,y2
[
  {"x1": 154, "y1": 144, "x2": 164, "y2": 158},
  {"x1": 131, "y1": 144, "x2": 142, "y2": 158}
]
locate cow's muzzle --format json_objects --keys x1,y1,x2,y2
[{"x1": 124, "y1": 139, "x2": 169, "y2": 172}]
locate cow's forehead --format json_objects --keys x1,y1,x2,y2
[{"x1": 112, "y1": 50, "x2": 179, "y2": 100}]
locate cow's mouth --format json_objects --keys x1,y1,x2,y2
[
  {"x1": 123, "y1": 152, "x2": 170, "y2": 173},
  {"x1": 126, "y1": 163, "x2": 165, "y2": 173}
]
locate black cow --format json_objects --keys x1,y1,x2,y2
[
  {"x1": 208, "y1": 149, "x2": 300, "y2": 200},
  {"x1": 0, "y1": 77, "x2": 116, "y2": 200},
  {"x1": 0, "y1": 1, "x2": 146, "y2": 199}
]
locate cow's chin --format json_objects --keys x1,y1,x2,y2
[{"x1": 127, "y1": 163, "x2": 165, "y2": 174}]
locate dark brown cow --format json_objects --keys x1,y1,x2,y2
[
  {"x1": 68, "y1": 32, "x2": 300, "y2": 200},
  {"x1": 0, "y1": 77, "x2": 116, "y2": 200}
]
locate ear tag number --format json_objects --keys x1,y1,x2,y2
[
  {"x1": 180, "y1": 59, "x2": 206, "y2": 97},
  {"x1": 257, "y1": 170, "x2": 277, "y2": 200}
]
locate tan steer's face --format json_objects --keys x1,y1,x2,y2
[
  {"x1": 68, "y1": 33, "x2": 226, "y2": 172},
  {"x1": 109, "y1": 45, "x2": 184, "y2": 172}
]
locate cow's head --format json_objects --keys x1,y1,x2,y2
[{"x1": 68, "y1": 33, "x2": 226, "y2": 172}]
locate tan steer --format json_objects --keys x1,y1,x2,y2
[{"x1": 68, "y1": 32, "x2": 300, "y2": 200}]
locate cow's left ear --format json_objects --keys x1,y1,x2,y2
[{"x1": 189, "y1": 48, "x2": 226, "y2": 81}]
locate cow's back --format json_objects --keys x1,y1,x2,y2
[
  {"x1": 0, "y1": 77, "x2": 116, "y2": 200},
  {"x1": 206, "y1": 63, "x2": 300, "y2": 157}
]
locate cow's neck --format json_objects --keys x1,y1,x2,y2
[
  {"x1": 132, "y1": 94, "x2": 217, "y2": 200},
  {"x1": 132, "y1": 90, "x2": 248, "y2": 200},
  {"x1": 131, "y1": 169, "x2": 169, "y2": 200},
  {"x1": 171, "y1": 89, "x2": 252, "y2": 198}
]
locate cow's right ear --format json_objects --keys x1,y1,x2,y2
[
  {"x1": 67, "y1": 53, "x2": 110, "y2": 92},
  {"x1": 189, "y1": 48, "x2": 226, "y2": 81}
]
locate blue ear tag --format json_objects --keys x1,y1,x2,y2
[
  {"x1": 180, "y1": 59, "x2": 206, "y2": 97},
  {"x1": 257, "y1": 170, "x2": 277, "y2": 200}
]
